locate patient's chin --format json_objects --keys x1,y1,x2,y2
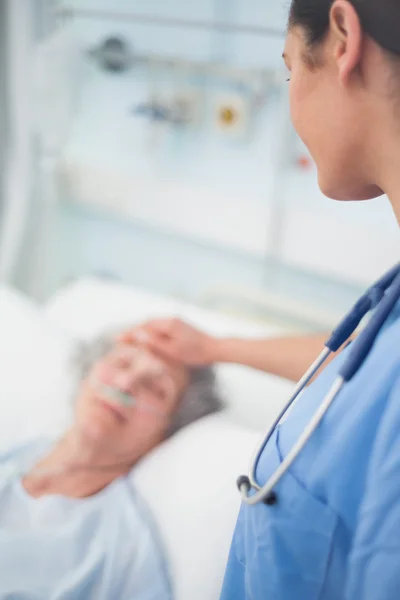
[{"x1": 77, "y1": 408, "x2": 120, "y2": 448}]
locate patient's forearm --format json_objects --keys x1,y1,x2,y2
[{"x1": 209, "y1": 334, "x2": 336, "y2": 382}]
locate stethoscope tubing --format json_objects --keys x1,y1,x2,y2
[{"x1": 239, "y1": 263, "x2": 400, "y2": 506}]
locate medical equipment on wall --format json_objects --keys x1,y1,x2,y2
[
  {"x1": 214, "y1": 93, "x2": 251, "y2": 138},
  {"x1": 89, "y1": 36, "x2": 133, "y2": 73},
  {"x1": 134, "y1": 95, "x2": 200, "y2": 128},
  {"x1": 133, "y1": 66, "x2": 204, "y2": 129},
  {"x1": 238, "y1": 262, "x2": 400, "y2": 506},
  {"x1": 88, "y1": 35, "x2": 279, "y2": 137},
  {"x1": 88, "y1": 35, "x2": 279, "y2": 84}
]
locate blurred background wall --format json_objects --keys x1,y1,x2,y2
[{"x1": 1, "y1": 0, "x2": 399, "y2": 330}]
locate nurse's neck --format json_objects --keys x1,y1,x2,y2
[
  {"x1": 371, "y1": 127, "x2": 400, "y2": 226},
  {"x1": 22, "y1": 432, "x2": 140, "y2": 499}
]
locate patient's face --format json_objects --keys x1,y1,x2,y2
[{"x1": 75, "y1": 342, "x2": 189, "y2": 465}]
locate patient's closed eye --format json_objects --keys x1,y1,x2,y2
[
  {"x1": 108, "y1": 346, "x2": 136, "y2": 369},
  {"x1": 146, "y1": 380, "x2": 167, "y2": 401},
  {"x1": 132, "y1": 374, "x2": 171, "y2": 407}
]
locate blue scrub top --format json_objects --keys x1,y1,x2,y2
[{"x1": 221, "y1": 303, "x2": 400, "y2": 600}]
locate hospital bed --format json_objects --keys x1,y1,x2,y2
[{"x1": 0, "y1": 278, "x2": 294, "y2": 600}]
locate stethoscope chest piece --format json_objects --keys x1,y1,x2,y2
[{"x1": 264, "y1": 491, "x2": 278, "y2": 506}]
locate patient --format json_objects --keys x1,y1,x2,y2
[{"x1": 0, "y1": 327, "x2": 223, "y2": 599}]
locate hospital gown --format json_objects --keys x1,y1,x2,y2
[
  {"x1": 0, "y1": 441, "x2": 172, "y2": 600},
  {"x1": 221, "y1": 303, "x2": 400, "y2": 599}
]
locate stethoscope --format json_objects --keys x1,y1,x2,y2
[{"x1": 238, "y1": 262, "x2": 400, "y2": 506}]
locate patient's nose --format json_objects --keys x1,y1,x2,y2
[{"x1": 112, "y1": 367, "x2": 136, "y2": 393}]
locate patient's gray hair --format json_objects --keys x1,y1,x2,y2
[{"x1": 72, "y1": 328, "x2": 224, "y2": 436}]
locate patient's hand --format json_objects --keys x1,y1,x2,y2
[{"x1": 119, "y1": 319, "x2": 216, "y2": 367}]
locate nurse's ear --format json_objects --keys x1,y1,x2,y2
[{"x1": 329, "y1": 0, "x2": 363, "y2": 86}]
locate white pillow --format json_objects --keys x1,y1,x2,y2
[
  {"x1": 44, "y1": 278, "x2": 184, "y2": 341},
  {"x1": 131, "y1": 414, "x2": 260, "y2": 600},
  {"x1": 44, "y1": 278, "x2": 294, "y2": 431},
  {"x1": 218, "y1": 364, "x2": 294, "y2": 431},
  {"x1": 0, "y1": 286, "x2": 75, "y2": 452},
  {"x1": 44, "y1": 278, "x2": 287, "y2": 341}
]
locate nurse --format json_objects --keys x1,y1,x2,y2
[
  {"x1": 229, "y1": 0, "x2": 400, "y2": 595},
  {"x1": 124, "y1": 1, "x2": 400, "y2": 597}
]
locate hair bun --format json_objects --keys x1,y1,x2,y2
[{"x1": 355, "y1": 0, "x2": 400, "y2": 56}]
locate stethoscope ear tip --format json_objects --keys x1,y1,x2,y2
[
  {"x1": 236, "y1": 475, "x2": 251, "y2": 494},
  {"x1": 236, "y1": 475, "x2": 278, "y2": 506}
]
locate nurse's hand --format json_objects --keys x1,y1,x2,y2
[{"x1": 119, "y1": 319, "x2": 217, "y2": 366}]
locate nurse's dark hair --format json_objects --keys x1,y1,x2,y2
[{"x1": 289, "y1": 0, "x2": 400, "y2": 57}]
